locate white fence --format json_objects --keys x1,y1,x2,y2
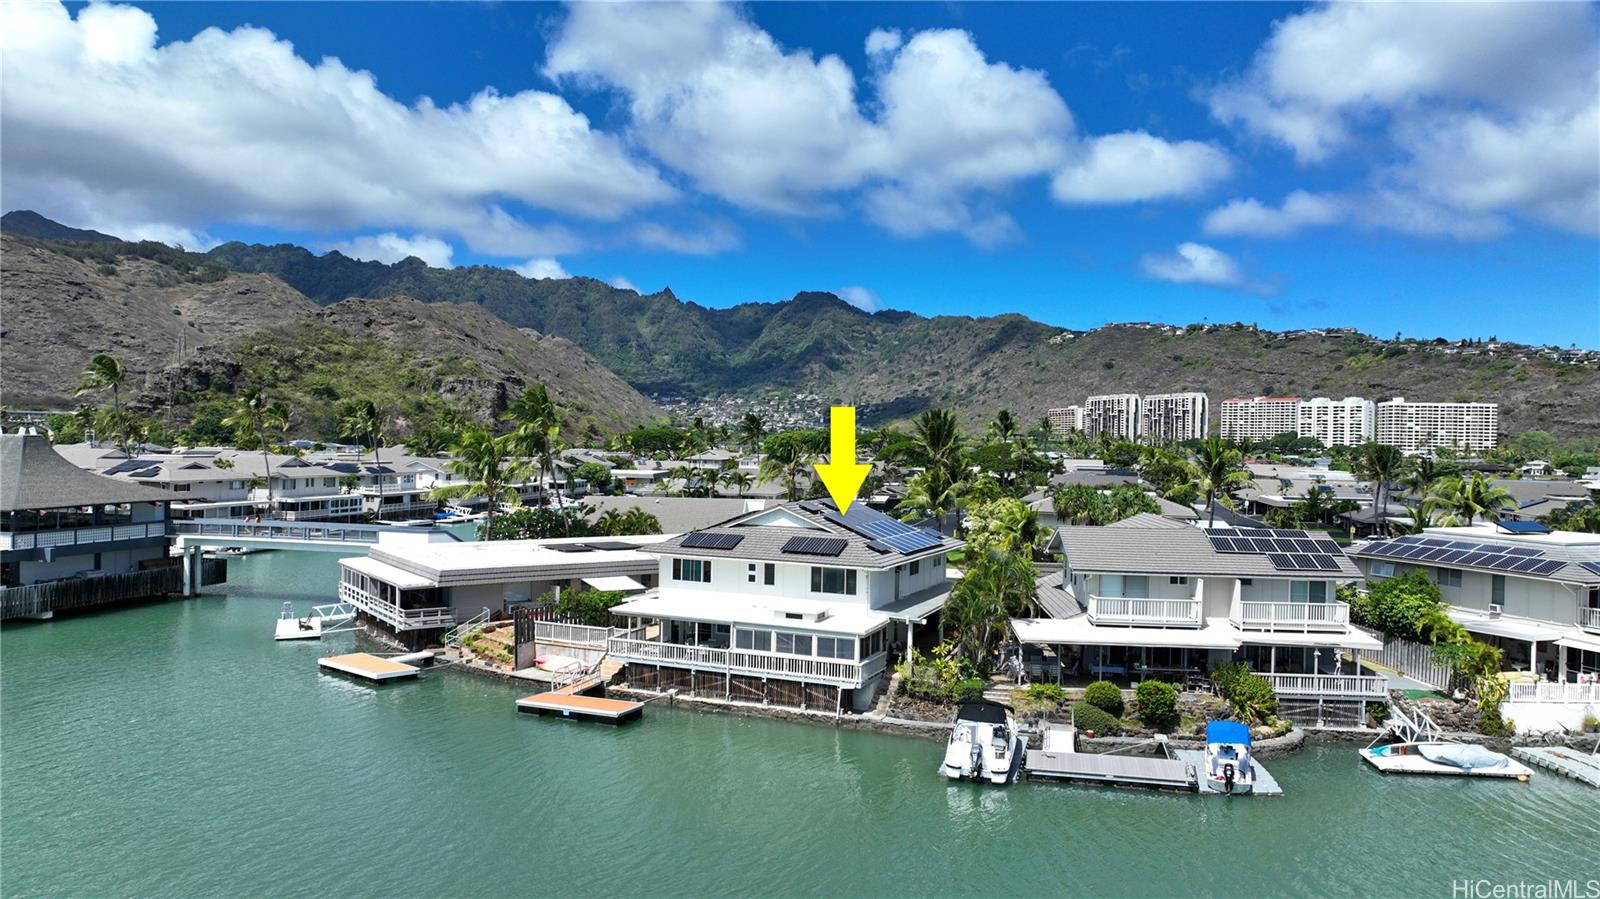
[
  {"x1": 1357, "y1": 632, "x2": 1455, "y2": 691},
  {"x1": 1264, "y1": 673, "x2": 1387, "y2": 698},
  {"x1": 1507, "y1": 681, "x2": 1600, "y2": 704},
  {"x1": 1233, "y1": 600, "x2": 1350, "y2": 632},
  {"x1": 606, "y1": 636, "x2": 882, "y2": 687}
]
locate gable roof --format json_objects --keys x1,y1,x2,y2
[{"x1": 1, "y1": 435, "x2": 175, "y2": 512}]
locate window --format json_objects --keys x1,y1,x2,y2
[
  {"x1": 735, "y1": 628, "x2": 772, "y2": 652},
  {"x1": 816, "y1": 636, "x2": 854, "y2": 659},
  {"x1": 748, "y1": 563, "x2": 757, "y2": 584},
  {"x1": 909, "y1": 559, "x2": 921, "y2": 576},
  {"x1": 671, "y1": 558, "x2": 712, "y2": 583},
  {"x1": 1101, "y1": 575, "x2": 1148, "y2": 598},
  {"x1": 763, "y1": 563, "x2": 775, "y2": 586},
  {"x1": 1491, "y1": 575, "x2": 1505, "y2": 606},
  {"x1": 172, "y1": 484, "x2": 191, "y2": 493},
  {"x1": 810, "y1": 566, "x2": 857, "y2": 595},
  {"x1": 1289, "y1": 581, "x2": 1328, "y2": 603},
  {"x1": 1240, "y1": 578, "x2": 1253, "y2": 586},
  {"x1": 776, "y1": 632, "x2": 812, "y2": 656},
  {"x1": 1169, "y1": 576, "x2": 1188, "y2": 586},
  {"x1": 1435, "y1": 567, "x2": 1462, "y2": 588},
  {"x1": 1370, "y1": 561, "x2": 1395, "y2": 578}
]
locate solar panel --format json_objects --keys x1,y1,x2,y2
[
  {"x1": 1447, "y1": 541, "x2": 1486, "y2": 551},
  {"x1": 129, "y1": 467, "x2": 161, "y2": 479},
  {"x1": 1207, "y1": 535, "x2": 1237, "y2": 552},
  {"x1": 1582, "y1": 562, "x2": 1600, "y2": 576},
  {"x1": 1271, "y1": 529, "x2": 1310, "y2": 539},
  {"x1": 1420, "y1": 548, "x2": 1452, "y2": 561},
  {"x1": 1489, "y1": 556, "x2": 1521, "y2": 570},
  {"x1": 103, "y1": 459, "x2": 159, "y2": 475},
  {"x1": 865, "y1": 540, "x2": 894, "y2": 554},
  {"x1": 1510, "y1": 559, "x2": 1544, "y2": 572},
  {"x1": 1439, "y1": 550, "x2": 1470, "y2": 564},
  {"x1": 1313, "y1": 539, "x2": 1343, "y2": 554},
  {"x1": 1398, "y1": 545, "x2": 1432, "y2": 559},
  {"x1": 1503, "y1": 547, "x2": 1543, "y2": 558},
  {"x1": 682, "y1": 531, "x2": 745, "y2": 550},
  {"x1": 1498, "y1": 520, "x2": 1552, "y2": 535},
  {"x1": 1420, "y1": 538, "x2": 1452, "y2": 548},
  {"x1": 1208, "y1": 529, "x2": 1240, "y2": 540},
  {"x1": 1291, "y1": 538, "x2": 1321, "y2": 553},
  {"x1": 824, "y1": 507, "x2": 943, "y2": 554},
  {"x1": 780, "y1": 536, "x2": 847, "y2": 556},
  {"x1": 1272, "y1": 538, "x2": 1301, "y2": 552},
  {"x1": 1266, "y1": 552, "x2": 1297, "y2": 570},
  {"x1": 1530, "y1": 560, "x2": 1567, "y2": 575},
  {"x1": 1238, "y1": 528, "x2": 1272, "y2": 538},
  {"x1": 1287, "y1": 553, "x2": 1317, "y2": 570},
  {"x1": 1312, "y1": 556, "x2": 1341, "y2": 571}
]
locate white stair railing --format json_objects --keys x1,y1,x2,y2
[{"x1": 442, "y1": 608, "x2": 491, "y2": 646}]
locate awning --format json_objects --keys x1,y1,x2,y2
[
  {"x1": 582, "y1": 575, "x2": 646, "y2": 592},
  {"x1": 1010, "y1": 616, "x2": 1242, "y2": 650},
  {"x1": 1447, "y1": 609, "x2": 1572, "y2": 642},
  {"x1": 1556, "y1": 632, "x2": 1600, "y2": 655},
  {"x1": 1237, "y1": 628, "x2": 1383, "y2": 651}
]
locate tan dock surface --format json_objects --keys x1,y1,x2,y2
[
  {"x1": 319, "y1": 652, "x2": 421, "y2": 682},
  {"x1": 516, "y1": 684, "x2": 644, "y2": 723}
]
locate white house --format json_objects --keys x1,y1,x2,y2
[{"x1": 605, "y1": 500, "x2": 964, "y2": 712}]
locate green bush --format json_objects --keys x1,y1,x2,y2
[
  {"x1": 1070, "y1": 701, "x2": 1119, "y2": 735},
  {"x1": 1024, "y1": 682, "x2": 1066, "y2": 705},
  {"x1": 1083, "y1": 680, "x2": 1124, "y2": 716},
  {"x1": 552, "y1": 588, "x2": 624, "y2": 626},
  {"x1": 1134, "y1": 680, "x2": 1179, "y2": 731},
  {"x1": 1478, "y1": 704, "x2": 1514, "y2": 737},
  {"x1": 952, "y1": 678, "x2": 986, "y2": 704},
  {"x1": 1211, "y1": 662, "x2": 1279, "y2": 725}
]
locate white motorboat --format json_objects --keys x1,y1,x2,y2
[
  {"x1": 1360, "y1": 740, "x2": 1533, "y2": 780},
  {"x1": 1204, "y1": 721, "x2": 1256, "y2": 795},
  {"x1": 940, "y1": 700, "x2": 1024, "y2": 784}
]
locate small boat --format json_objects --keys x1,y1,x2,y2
[
  {"x1": 1360, "y1": 740, "x2": 1533, "y2": 780},
  {"x1": 1204, "y1": 721, "x2": 1256, "y2": 795},
  {"x1": 940, "y1": 700, "x2": 1025, "y2": 784}
]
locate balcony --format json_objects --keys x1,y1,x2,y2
[
  {"x1": 605, "y1": 636, "x2": 884, "y2": 688},
  {"x1": 0, "y1": 522, "x2": 168, "y2": 552},
  {"x1": 1580, "y1": 607, "x2": 1600, "y2": 634},
  {"x1": 1232, "y1": 600, "x2": 1351, "y2": 632},
  {"x1": 338, "y1": 582, "x2": 454, "y2": 631},
  {"x1": 1263, "y1": 673, "x2": 1387, "y2": 698},
  {"x1": 1086, "y1": 595, "x2": 1202, "y2": 628}
]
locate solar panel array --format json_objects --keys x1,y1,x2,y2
[
  {"x1": 824, "y1": 508, "x2": 943, "y2": 553},
  {"x1": 1581, "y1": 561, "x2": 1600, "y2": 576},
  {"x1": 1497, "y1": 519, "x2": 1552, "y2": 535},
  {"x1": 780, "y1": 536, "x2": 848, "y2": 557},
  {"x1": 103, "y1": 459, "x2": 159, "y2": 475},
  {"x1": 1360, "y1": 535, "x2": 1567, "y2": 576},
  {"x1": 681, "y1": 531, "x2": 745, "y2": 550},
  {"x1": 1203, "y1": 528, "x2": 1348, "y2": 572}
]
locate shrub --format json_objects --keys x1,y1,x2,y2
[
  {"x1": 1367, "y1": 702, "x2": 1391, "y2": 725},
  {"x1": 1478, "y1": 705, "x2": 1514, "y2": 737},
  {"x1": 553, "y1": 588, "x2": 624, "y2": 627},
  {"x1": 1211, "y1": 662, "x2": 1278, "y2": 725},
  {"x1": 1024, "y1": 682, "x2": 1067, "y2": 705},
  {"x1": 1070, "y1": 701, "x2": 1119, "y2": 735},
  {"x1": 952, "y1": 678, "x2": 986, "y2": 704},
  {"x1": 1083, "y1": 680, "x2": 1124, "y2": 716},
  {"x1": 1134, "y1": 680, "x2": 1179, "y2": 732}
]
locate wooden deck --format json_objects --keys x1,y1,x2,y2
[
  {"x1": 515, "y1": 676, "x2": 644, "y2": 724},
  {"x1": 318, "y1": 652, "x2": 421, "y2": 682}
]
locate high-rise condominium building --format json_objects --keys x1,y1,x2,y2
[
  {"x1": 1140, "y1": 393, "x2": 1209, "y2": 442},
  {"x1": 1375, "y1": 398, "x2": 1499, "y2": 452},
  {"x1": 1046, "y1": 406, "x2": 1081, "y2": 438},
  {"x1": 1084, "y1": 394, "x2": 1141, "y2": 440},
  {"x1": 1219, "y1": 396, "x2": 1300, "y2": 443},
  {"x1": 1296, "y1": 397, "x2": 1375, "y2": 448}
]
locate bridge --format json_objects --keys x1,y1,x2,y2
[{"x1": 169, "y1": 517, "x2": 460, "y2": 595}]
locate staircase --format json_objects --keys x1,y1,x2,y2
[{"x1": 441, "y1": 608, "x2": 491, "y2": 646}]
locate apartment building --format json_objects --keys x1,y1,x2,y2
[
  {"x1": 1374, "y1": 398, "x2": 1499, "y2": 452},
  {"x1": 1140, "y1": 392, "x2": 1209, "y2": 442},
  {"x1": 1046, "y1": 406, "x2": 1082, "y2": 438},
  {"x1": 1083, "y1": 394, "x2": 1141, "y2": 440},
  {"x1": 1219, "y1": 396, "x2": 1300, "y2": 443},
  {"x1": 1296, "y1": 397, "x2": 1375, "y2": 448}
]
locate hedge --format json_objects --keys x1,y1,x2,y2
[{"x1": 1071, "y1": 701, "x2": 1119, "y2": 735}]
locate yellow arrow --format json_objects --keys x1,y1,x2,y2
[{"x1": 814, "y1": 405, "x2": 872, "y2": 514}]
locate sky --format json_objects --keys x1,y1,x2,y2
[{"x1": 2, "y1": 1, "x2": 1597, "y2": 347}]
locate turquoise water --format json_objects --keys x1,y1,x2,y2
[{"x1": 3, "y1": 551, "x2": 1597, "y2": 898}]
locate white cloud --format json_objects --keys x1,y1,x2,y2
[
  {"x1": 513, "y1": 258, "x2": 571, "y2": 280},
  {"x1": 1139, "y1": 242, "x2": 1271, "y2": 294},
  {"x1": 836, "y1": 286, "x2": 883, "y2": 312},
  {"x1": 609, "y1": 275, "x2": 640, "y2": 293},
  {"x1": 0, "y1": 1, "x2": 674, "y2": 257},
  {"x1": 1203, "y1": 191, "x2": 1344, "y2": 237},
  {"x1": 864, "y1": 29, "x2": 902, "y2": 57},
  {"x1": 1207, "y1": 2, "x2": 1599, "y2": 238},
  {"x1": 329, "y1": 233, "x2": 454, "y2": 268},
  {"x1": 1052, "y1": 131, "x2": 1232, "y2": 204},
  {"x1": 633, "y1": 220, "x2": 740, "y2": 255}
]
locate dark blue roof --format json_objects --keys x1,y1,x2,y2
[
  {"x1": 1206, "y1": 721, "x2": 1251, "y2": 745},
  {"x1": 1497, "y1": 519, "x2": 1551, "y2": 535}
]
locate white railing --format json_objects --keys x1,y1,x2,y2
[
  {"x1": 173, "y1": 517, "x2": 388, "y2": 544},
  {"x1": 1507, "y1": 681, "x2": 1600, "y2": 704},
  {"x1": 1233, "y1": 600, "x2": 1350, "y2": 632},
  {"x1": 0, "y1": 522, "x2": 167, "y2": 551},
  {"x1": 535, "y1": 621, "x2": 616, "y2": 647},
  {"x1": 1087, "y1": 595, "x2": 1202, "y2": 628},
  {"x1": 338, "y1": 583, "x2": 454, "y2": 631},
  {"x1": 605, "y1": 636, "x2": 881, "y2": 687},
  {"x1": 1264, "y1": 673, "x2": 1387, "y2": 698},
  {"x1": 1580, "y1": 608, "x2": 1600, "y2": 633}
]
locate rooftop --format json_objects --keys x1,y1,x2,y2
[
  {"x1": 1049, "y1": 520, "x2": 1363, "y2": 579},
  {"x1": 1, "y1": 435, "x2": 176, "y2": 512},
  {"x1": 643, "y1": 499, "x2": 963, "y2": 569}
]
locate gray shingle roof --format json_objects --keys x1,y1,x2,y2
[
  {"x1": 1348, "y1": 533, "x2": 1600, "y2": 586},
  {"x1": 1051, "y1": 522, "x2": 1363, "y2": 578},
  {"x1": 582, "y1": 495, "x2": 763, "y2": 534},
  {"x1": 2, "y1": 435, "x2": 175, "y2": 512},
  {"x1": 644, "y1": 500, "x2": 963, "y2": 570}
]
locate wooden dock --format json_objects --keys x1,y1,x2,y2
[
  {"x1": 1510, "y1": 746, "x2": 1600, "y2": 788},
  {"x1": 318, "y1": 652, "x2": 422, "y2": 683},
  {"x1": 516, "y1": 675, "x2": 643, "y2": 724}
]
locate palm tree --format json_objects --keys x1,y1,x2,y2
[
  {"x1": 1048, "y1": 483, "x2": 1106, "y2": 526},
  {"x1": 897, "y1": 466, "x2": 963, "y2": 532},
  {"x1": 943, "y1": 550, "x2": 1038, "y2": 663},
  {"x1": 912, "y1": 408, "x2": 964, "y2": 477},
  {"x1": 504, "y1": 384, "x2": 561, "y2": 508},
  {"x1": 340, "y1": 399, "x2": 387, "y2": 512},
  {"x1": 1194, "y1": 437, "x2": 1250, "y2": 526},
  {"x1": 1400, "y1": 456, "x2": 1460, "y2": 500},
  {"x1": 1355, "y1": 442, "x2": 1407, "y2": 535},
  {"x1": 222, "y1": 390, "x2": 289, "y2": 513},
  {"x1": 738, "y1": 413, "x2": 766, "y2": 453},
  {"x1": 719, "y1": 469, "x2": 753, "y2": 497},
  {"x1": 666, "y1": 464, "x2": 697, "y2": 497},
  {"x1": 75, "y1": 353, "x2": 130, "y2": 452},
  {"x1": 987, "y1": 409, "x2": 1019, "y2": 445},
  {"x1": 758, "y1": 441, "x2": 812, "y2": 501},
  {"x1": 594, "y1": 508, "x2": 627, "y2": 535},
  {"x1": 429, "y1": 427, "x2": 531, "y2": 539},
  {"x1": 1425, "y1": 473, "x2": 1515, "y2": 526}
]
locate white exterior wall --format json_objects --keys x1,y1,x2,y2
[
  {"x1": 1220, "y1": 397, "x2": 1300, "y2": 442},
  {"x1": 1374, "y1": 398, "x2": 1499, "y2": 452},
  {"x1": 1084, "y1": 394, "x2": 1141, "y2": 440},
  {"x1": 1046, "y1": 406, "x2": 1081, "y2": 438},
  {"x1": 1296, "y1": 397, "x2": 1374, "y2": 448},
  {"x1": 1140, "y1": 393, "x2": 1209, "y2": 442},
  {"x1": 659, "y1": 554, "x2": 944, "y2": 612}
]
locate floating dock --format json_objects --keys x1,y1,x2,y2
[
  {"x1": 318, "y1": 651, "x2": 428, "y2": 683},
  {"x1": 1172, "y1": 749, "x2": 1283, "y2": 796},
  {"x1": 516, "y1": 675, "x2": 644, "y2": 724},
  {"x1": 1023, "y1": 726, "x2": 1282, "y2": 795},
  {"x1": 1510, "y1": 746, "x2": 1600, "y2": 788},
  {"x1": 1359, "y1": 744, "x2": 1533, "y2": 780}
]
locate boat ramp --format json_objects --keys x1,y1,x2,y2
[{"x1": 1023, "y1": 726, "x2": 1282, "y2": 796}]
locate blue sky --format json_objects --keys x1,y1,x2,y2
[{"x1": 4, "y1": 1, "x2": 1597, "y2": 346}]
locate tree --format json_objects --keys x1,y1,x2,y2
[
  {"x1": 1424, "y1": 473, "x2": 1515, "y2": 526},
  {"x1": 1194, "y1": 437, "x2": 1251, "y2": 526},
  {"x1": 1355, "y1": 442, "x2": 1407, "y2": 535},
  {"x1": 738, "y1": 413, "x2": 766, "y2": 453},
  {"x1": 592, "y1": 507, "x2": 661, "y2": 536},
  {"x1": 574, "y1": 461, "x2": 613, "y2": 495},
  {"x1": 898, "y1": 466, "x2": 963, "y2": 532},
  {"x1": 1400, "y1": 457, "x2": 1460, "y2": 499},
  {"x1": 987, "y1": 409, "x2": 1019, "y2": 444},
  {"x1": 553, "y1": 588, "x2": 624, "y2": 626},
  {"x1": 504, "y1": 384, "x2": 561, "y2": 508},
  {"x1": 758, "y1": 433, "x2": 815, "y2": 501},
  {"x1": 719, "y1": 468, "x2": 753, "y2": 497},
  {"x1": 222, "y1": 389, "x2": 289, "y2": 512},
  {"x1": 74, "y1": 353, "x2": 131, "y2": 453},
  {"x1": 1542, "y1": 503, "x2": 1600, "y2": 534},
  {"x1": 942, "y1": 549, "x2": 1037, "y2": 665},
  {"x1": 340, "y1": 398, "x2": 387, "y2": 512},
  {"x1": 963, "y1": 497, "x2": 1042, "y2": 557},
  {"x1": 430, "y1": 427, "x2": 531, "y2": 539},
  {"x1": 911, "y1": 408, "x2": 964, "y2": 477},
  {"x1": 1104, "y1": 485, "x2": 1160, "y2": 524}
]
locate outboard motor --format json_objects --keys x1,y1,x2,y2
[
  {"x1": 1222, "y1": 762, "x2": 1236, "y2": 794},
  {"x1": 968, "y1": 739, "x2": 983, "y2": 776}
]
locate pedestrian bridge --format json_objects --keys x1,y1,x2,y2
[{"x1": 170, "y1": 517, "x2": 460, "y2": 595}]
